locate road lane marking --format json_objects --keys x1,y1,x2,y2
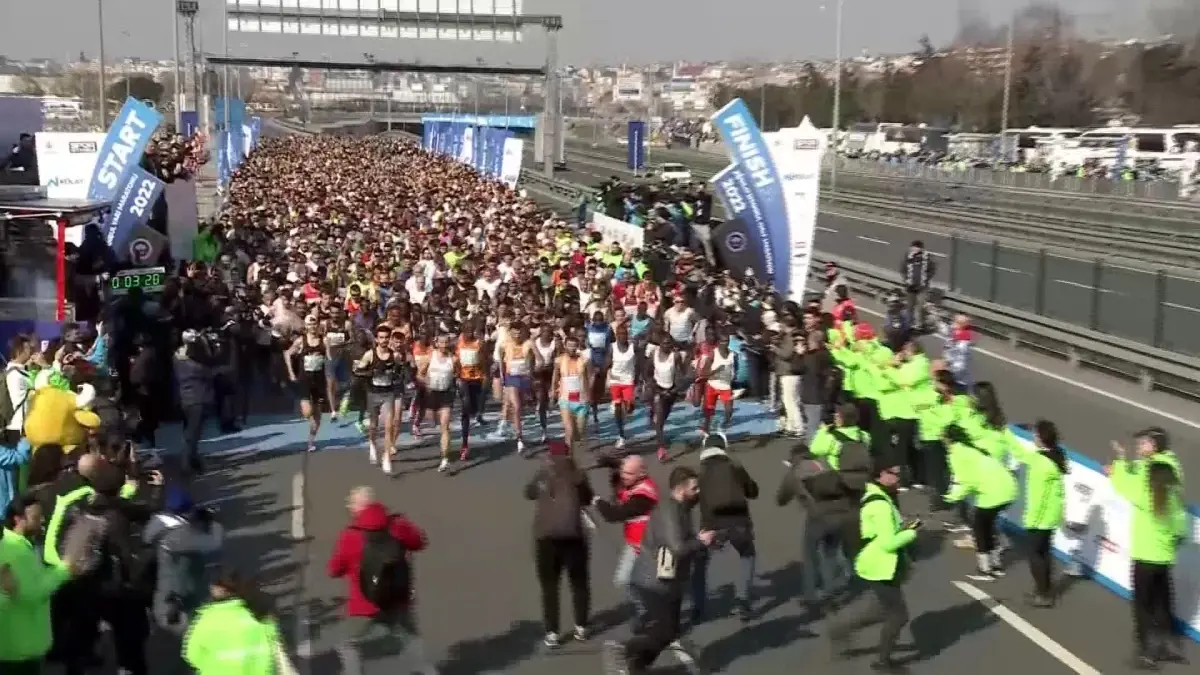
[
  {"x1": 952, "y1": 581, "x2": 1103, "y2": 675},
  {"x1": 858, "y1": 235, "x2": 890, "y2": 245},
  {"x1": 1164, "y1": 301, "x2": 1200, "y2": 314},
  {"x1": 818, "y1": 226, "x2": 839, "y2": 233},
  {"x1": 291, "y1": 471, "x2": 305, "y2": 539},
  {"x1": 1053, "y1": 279, "x2": 1115, "y2": 294},
  {"x1": 973, "y1": 261, "x2": 1029, "y2": 275}
]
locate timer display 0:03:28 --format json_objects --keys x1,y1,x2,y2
[{"x1": 110, "y1": 273, "x2": 163, "y2": 290}]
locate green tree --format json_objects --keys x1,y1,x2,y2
[{"x1": 106, "y1": 74, "x2": 165, "y2": 104}]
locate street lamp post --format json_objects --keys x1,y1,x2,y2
[
  {"x1": 1000, "y1": 18, "x2": 1015, "y2": 154},
  {"x1": 829, "y1": 0, "x2": 844, "y2": 194},
  {"x1": 97, "y1": 0, "x2": 108, "y2": 128}
]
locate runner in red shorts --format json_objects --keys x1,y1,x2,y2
[
  {"x1": 605, "y1": 323, "x2": 638, "y2": 450},
  {"x1": 699, "y1": 328, "x2": 737, "y2": 440}
]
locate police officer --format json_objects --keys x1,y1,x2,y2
[{"x1": 827, "y1": 458, "x2": 921, "y2": 673}]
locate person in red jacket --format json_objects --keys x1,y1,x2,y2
[
  {"x1": 593, "y1": 455, "x2": 659, "y2": 618},
  {"x1": 327, "y1": 486, "x2": 436, "y2": 675}
]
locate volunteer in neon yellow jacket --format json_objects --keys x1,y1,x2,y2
[
  {"x1": 808, "y1": 402, "x2": 871, "y2": 470},
  {"x1": 878, "y1": 339, "x2": 931, "y2": 490},
  {"x1": 942, "y1": 424, "x2": 1017, "y2": 580},
  {"x1": 1110, "y1": 428, "x2": 1189, "y2": 667},
  {"x1": 184, "y1": 570, "x2": 283, "y2": 675},
  {"x1": 829, "y1": 323, "x2": 888, "y2": 443},
  {"x1": 913, "y1": 369, "x2": 971, "y2": 514},
  {"x1": 1015, "y1": 420, "x2": 1067, "y2": 608},
  {"x1": 959, "y1": 382, "x2": 1022, "y2": 467},
  {"x1": 0, "y1": 493, "x2": 79, "y2": 671},
  {"x1": 827, "y1": 458, "x2": 919, "y2": 671}
]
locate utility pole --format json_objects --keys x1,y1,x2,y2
[
  {"x1": 97, "y1": 0, "x2": 108, "y2": 128},
  {"x1": 829, "y1": 0, "x2": 844, "y2": 194},
  {"x1": 1000, "y1": 17, "x2": 1015, "y2": 158}
]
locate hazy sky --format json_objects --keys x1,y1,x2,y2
[{"x1": 0, "y1": 0, "x2": 1158, "y2": 67}]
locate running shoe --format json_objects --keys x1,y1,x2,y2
[
  {"x1": 381, "y1": 456, "x2": 393, "y2": 476},
  {"x1": 354, "y1": 420, "x2": 367, "y2": 434},
  {"x1": 459, "y1": 444, "x2": 470, "y2": 462},
  {"x1": 544, "y1": 632, "x2": 561, "y2": 649},
  {"x1": 329, "y1": 412, "x2": 339, "y2": 422},
  {"x1": 615, "y1": 436, "x2": 626, "y2": 450},
  {"x1": 516, "y1": 439, "x2": 527, "y2": 457},
  {"x1": 573, "y1": 625, "x2": 589, "y2": 642},
  {"x1": 657, "y1": 446, "x2": 669, "y2": 463},
  {"x1": 437, "y1": 458, "x2": 450, "y2": 473},
  {"x1": 368, "y1": 443, "x2": 379, "y2": 465},
  {"x1": 338, "y1": 395, "x2": 351, "y2": 416}
]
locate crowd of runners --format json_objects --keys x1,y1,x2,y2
[{"x1": 198, "y1": 134, "x2": 1190, "y2": 675}]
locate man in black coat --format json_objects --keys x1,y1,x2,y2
[{"x1": 691, "y1": 437, "x2": 759, "y2": 622}]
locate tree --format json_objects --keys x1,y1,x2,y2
[
  {"x1": 16, "y1": 75, "x2": 43, "y2": 96},
  {"x1": 106, "y1": 74, "x2": 164, "y2": 104}
]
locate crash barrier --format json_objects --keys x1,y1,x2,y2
[
  {"x1": 519, "y1": 166, "x2": 1200, "y2": 641},
  {"x1": 517, "y1": 169, "x2": 1200, "y2": 401}
]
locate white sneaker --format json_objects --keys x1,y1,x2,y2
[
  {"x1": 516, "y1": 439, "x2": 527, "y2": 456},
  {"x1": 368, "y1": 443, "x2": 379, "y2": 465},
  {"x1": 438, "y1": 458, "x2": 450, "y2": 472},
  {"x1": 615, "y1": 436, "x2": 626, "y2": 450},
  {"x1": 381, "y1": 455, "x2": 393, "y2": 476}
]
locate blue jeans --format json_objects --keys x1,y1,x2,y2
[
  {"x1": 690, "y1": 538, "x2": 756, "y2": 618},
  {"x1": 614, "y1": 544, "x2": 646, "y2": 618},
  {"x1": 802, "y1": 531, "x2": 850, "y2": 605}
]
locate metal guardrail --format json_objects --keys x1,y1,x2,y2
[
  {"x1": 517, "y1": 167, "x2": 1200, "y2": 398},
  {"x1": 568, "y1": 138, "x2": 1200, "y2": 205}
]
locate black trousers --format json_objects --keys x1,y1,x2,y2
[
  {"x1": 828, "y1": 579, "x2": 909, "y2": 660},
  {"x1": 1027, "y1": 529, "x2": 1054, "y2": 596},
  {"x1": 1132, "y1": 561, "x2": 1176, "y2": 657},
  {"x1": 922, "y1": 441, "x2": 950, "y2": 510},
  {"x1": 534, "y1": 537, "x2": 590, "y2": 634},
  {"x1": 972, "y1": 504, "x2": 1007, "y2": 555},
  {"x1": 887, "y1": 419, "x2": 919, "y2": 485},
  {"x1": 625, "y1": 589, "x2": 686, "y2": 672},
  {"x1": 181, "y1": 403, "x2": 206, "y2": 464}
]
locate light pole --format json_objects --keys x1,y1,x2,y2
[
  {"x1": 364, "y1": 53, "x2": 376, "y2": 119},
  {"x1": 759, "y1": 81, "x2": 767, "y2": 130},
  {"x1": 97, "y1": 0, "x2": 108, "y2": 128},
  {"x1": 829, "y1": 0, "x2": 844, "y2": 194},
  {"x1": 1000, "y1": 17, "x2": 1015, "y2": 159},
  {"x1": 221, "y1": 0, "x2": 229, "y2": 136}
]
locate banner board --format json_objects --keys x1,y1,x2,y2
[
  {"x1": 711, "y1": 98, "x2": 792, "y2": 295},
  {"x1": 768, "y1": 118, "x2": 824, "y2": 303},
  {"x1": 86, "y1": 97, "x2": 164, "y2": 204},
  {"x1": 35, "y1": 132, "x2": 105, "y2": 200},
  {"x1": 499, "y1": 137, "x2": 524, "y2": 188},
  {"x1": 590, "y1": 212, "x2": 645, "y2": 250},
  {"x1": 105, "y1": 166, "x2": 165, "y2": 251},
  {"x1": 627, "y1": 120, "x2": 646, "y2": 171},
  {"x1": 710, "y1": 164, "x2": 773, "y2": 283}
]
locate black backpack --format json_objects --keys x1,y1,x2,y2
[
  {"x1": 700, "y1": 455, "x2": 747, "y2": 514},
  {"x1": 358, "y1": 528, "x2": 411, "y2": 611},
  {"x1": 830, "y1": 429, "x2": 873, "y2": 498}
]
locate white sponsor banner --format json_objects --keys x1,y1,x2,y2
[
  {"x1": 35, "y1": 132, "x2": 105, "y2": 200},
  {"x1": 1003, "y1": 428, "x2": 1200, "y2": 641},
  {"x1": 766, "y1": 117, "x2": 824, "y2": 304},
  {"x1": 500, "y1": 137, "x2": 524, "y2": 188},
  {"x1": 591, "y1": 212, "x2": 645, "y2": 251}
]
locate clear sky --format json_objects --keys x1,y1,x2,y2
[{"x1": 0, "y1": 0, "x2": 1162, "y2": 67}]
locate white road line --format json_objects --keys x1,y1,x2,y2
[
  {"x1": 853, "y1": 304, "x2": 1200, "y2": 431},
  {"x1": 1164, "y1": 301, "x2": 1200, "y2": 314},
  {"x1": 291, "y1": 471, "x2": 305, "y2": 540},
  {"x1": 817, "y1": 226, "x2": 839, "y2": 233},
  {"x1": 857, "y1": 235, "x2": 890, "y2": 245},
  {"x1": 1053, "y1": 279, "x2": 1114, "y2": 294},
  {"x1": 972, "y1": 260, "x2": 1028, "y2": 275},
  {"x1": 953, "y1": 581, "x2": 1102, "y2": 675},
  {"x1": 928, "y1": 250, "x2": 947, "y2": 258}
]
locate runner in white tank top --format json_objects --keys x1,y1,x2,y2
[
  {"x1": 646, "y1": 335, "x2": 683, "y2": 463},
  {"x1": 701, "y1": 329, "x2": 737, "y2": 438},
  {"x1": 605, "y1": 323, "x2": 638, "y2": 449},
  {"x1": 532, "y1": 324, "x2": 558, "y2": 442}
]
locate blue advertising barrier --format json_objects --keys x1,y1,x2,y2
[
  {"x1": 86, "y1": 97, "x2": 164, "y2": 203},
  {"x1": 420, "y1": 113, "x2": 536, "y2": 129},
  {"x1": 180, "y1": 110, "x2": 199, "y2": 137},
  {"x1": 711, "y1": 98, "x2": 791, "y2": 296},
  {"x1": 105, "y1": 166, "x2": 165, "y2": 251},
  {"x1": 627, "y1": 120, "x2": 646, "y2": 171}
]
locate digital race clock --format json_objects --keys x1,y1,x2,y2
[{"x1": 109, "y1": 266, "x2": 167, "y2": 295}]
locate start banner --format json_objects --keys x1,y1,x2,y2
[
  {"x1": 590, "y1": 212, "x2": 645, "y2": 251},
  {"x1": 86, "y1": 97, "x2": 163, "y2": 204}
]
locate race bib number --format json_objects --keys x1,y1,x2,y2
[
  {"x1": 655, "y1": 546, "x2": 677, "y2": 580},
  {"x1": 326, "y1": 332, "x2": 346, "y2": 347},
  {"x1": 302, "y1": 353, "x2": 325, "y2": 372},
  {"x1": 429, "y1": 367, "x2": 453, "y2": 391},
  {"x1": 508, "y1": 357, "x2": 529, "y2": 376},
  {"x1": 371, "y1": 373, "x2": 393, "y2": 387},
  {"x1": 460, "y1": 348, "x2": 479, "y2": 366},
  {"x1": 563, "y1": 374, "x2": 583, "y2": 401},
  {"x1": 588, "y1": 332, "x2": 607, "y2": 349}
]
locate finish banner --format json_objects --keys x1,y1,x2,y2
[
  {"x1": 710, "y1": 163, "x2": 773, "y2": 283},
  {"x1": 86, "y1": 97, "x2": 163, "y2": 203},
  {"x1": 768, "y1": 117, "x2": 825, "y2": 302},
  {"x1": 711, "y1": 98, "x2": 791, "y2": 295},
  {"x1": 627, "y1": 120, "x2": 646, "y2": 171},
  {"x1": 105, "y1": 166, "x2": 165, "y2": 251}
]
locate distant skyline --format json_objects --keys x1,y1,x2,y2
[{"x1": 0, "y1": 0, "x2": 1164, "y2": 67}]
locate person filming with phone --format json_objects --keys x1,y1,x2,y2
[{"x1": 827, "y1": 458, "x2": 921, "y2": 673}]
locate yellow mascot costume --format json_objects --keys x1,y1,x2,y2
[{"x1": 23, "y1": 368, "x2": 102, "y2": 456}]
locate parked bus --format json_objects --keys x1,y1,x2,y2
[
  {"x1": 1000, "y1": 126, "x2": 1081, "y2": 163},
  {"x1": 1057, "y1": 126, "x2": 1200, "y2": 170}
]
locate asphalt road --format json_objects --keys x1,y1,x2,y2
[{"x1": 559, "y1": 153, "x2": 1200, "y2": 357}]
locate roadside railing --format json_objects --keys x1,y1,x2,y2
[{"x1": 518, "y1": 167, "x2": 1200, "y2": 399}]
